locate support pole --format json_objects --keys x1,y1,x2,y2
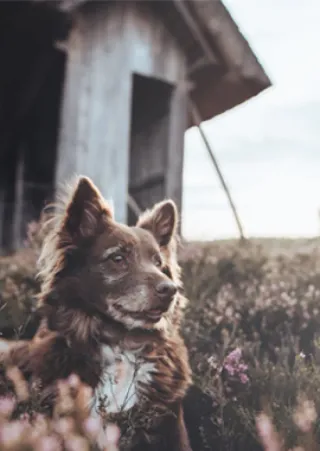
[{"x1": 188, "y1": 98, "x2": 246, "y2": 241}]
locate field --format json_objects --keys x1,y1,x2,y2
[
  {"x1": 1, "y1": 236, "x2": 320, "y2": 450},
  {"x1": 181, "y1": 238, "x2": 320, "y2": 450}
]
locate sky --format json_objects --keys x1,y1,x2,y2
[{"x1": 182, "y1": 0, "x2": 320, "y2": 240}]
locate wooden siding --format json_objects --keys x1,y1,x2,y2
[
  {"x1": 55, "y1": 3, "x2": 133, "y2": 223},
  {"x1": 166, "y1": 84, "x2": 188, "y2": 212},
  {"x1": 56, "y1": 1, "x2": 187, "y2": 223}
]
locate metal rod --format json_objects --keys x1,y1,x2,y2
[{"x1": 188, "y1": 98, "x2": 246, "y2": 241}]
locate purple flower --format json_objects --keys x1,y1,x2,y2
[
  {"x1": 0, "y1": 421, "x2": 25, "y2": 446},
  {"x1": 83, "y1": 416, "x2": 102, "y2": 438},
  {"x1": 224, "y1": 363, "x2": 235, "y2": 376},
  {"x1": 222, "y1": 347, "x2": 250, "y2": 385},
  {"x1": 105, "y1": 424, "x2": 120, "y2": 445},
  {"x1": 35, "y1": 435, "x2": 62, "y2": 451},
  {"x1": 224, "y1": 348, "x2": 242, "y2": 364},
  {"x1": 239, "y1": 373, "x2": 249, "y2": 384},
  {"x1": 238, "y1": 363, "x2": 248, "y2": 372},
  {"x1": 0, "y1": 396, "x2": 15, "y2": 417}
]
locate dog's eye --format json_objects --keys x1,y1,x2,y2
[
  {"x1": 110, "y1": 253, "x2": 125, "y2": 264},
  {"x1": 153, "y1": 255, "x2": 162, "y2": 268}
]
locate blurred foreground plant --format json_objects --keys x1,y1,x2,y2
[{"x1": 0, "y1": 366, "x2": 119, "y2": 451}]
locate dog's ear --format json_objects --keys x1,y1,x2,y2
[
  {"x1": 137, "y1": 200, "x2": 178, "y2": 247},
  {"x1": 60, "y1": 176, "x2": 112, "y2": 242}
]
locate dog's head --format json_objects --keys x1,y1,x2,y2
[{"x1": 39, "y1": 176, "x2": 181, "y2": 333}]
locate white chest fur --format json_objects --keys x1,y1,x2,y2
[{"x1": 93, "y1": 345, "x2": 155, "y2": 415}]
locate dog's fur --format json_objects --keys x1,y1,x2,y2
[{"x1": 1, "y1": 176, "x2": 192, "y2": 451}]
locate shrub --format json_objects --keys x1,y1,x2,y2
[
  {"x1": 0, "y1": 249, "x2": 39, "y2": 339},
  {"x1": 3, "y1": 234, "x2": 320, "y2": 450},
  {"x1": 0, "y1": 366, "x2": 119, "y2": 451},
  {"x1": 180, "y1": 238, "x2": 320, "y2": 451}
]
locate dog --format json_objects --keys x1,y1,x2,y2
[{"x1": 1, "y1": 176, "x2": 192, "y2": 451}]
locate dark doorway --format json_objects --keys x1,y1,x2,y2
[{"x1": 128, "y1": 73, "x2": 173, "y2": 225}]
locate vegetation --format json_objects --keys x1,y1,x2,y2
[
  {"x1": 181, "y1": 238, "x2": 320, "y2": 450},
  {"x1": 2, "y1": 234, "x2": 320, "y2": 450},
  {"x1": 0, "y1": 368, "x2": 119, "y2": 450}
]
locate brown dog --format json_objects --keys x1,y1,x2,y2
[{"x1": 2, "y1": 176, "x2": 192, "y2": 451}]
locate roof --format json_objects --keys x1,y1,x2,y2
[
  {"x1": 32, "y1": 0, "x2": 272, "y2": 124},
  {"x1": 175, "y1": 0, "x2": 272, "y2": 122}
]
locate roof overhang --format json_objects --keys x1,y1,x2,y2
[{"x1": 174, "y1": 0, "x2": 272, "y2": 124}]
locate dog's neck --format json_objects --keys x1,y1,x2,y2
[{"x1": 41, "y1": 303, "x2": 164, "y2": 355}]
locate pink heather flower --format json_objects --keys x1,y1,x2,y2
[
  {"x1": 105, "y1": 424, "x2": 120, "y2": 445},
  {"x1": 0, "y1": 421, "x2": 25, "y2": 446},
  {"x1": 256, "y1": 413, "x2": 273, "y2": 439},
  {"x1": 83, "y1": 416, "x2": 102, "y2": 438},
  {"x1": 35, "y1": 435, "x2": 62, "y2": 451},
  {"x1": 293, "y1": 398, "x2": 317, "y2": 433},
  {"x1": 0, "y1": 396, "x2": 15, "y2": 417},
  {"x1": 240, "y1": 373, "x2": 249, "y2": 384},
  {"x1": 238, "y1": 363, "x2": 248, "y2": 372},
  {"x1": 65, "y1": 435, "x2": 88, "y2": 451},
  {"x1": 224, "y1": 363, "x2": 235, "y2": 376},
  {"x1": 223, "y1": 347, "x2": 249, "y2": 385},
  {"x1": 225, "y1": 348, "x2": 242, "y2": 364},
  {"x1": 31, "y1": 413, "x2": 49, "y2": 438},
  {"x1": 54, "y1": 417, "x2": 74, "y2": 436},
  {"x1": 256, "y1": 413, "x2": 281, "y2": 451}
]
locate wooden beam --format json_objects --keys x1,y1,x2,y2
[
  {"x1": 55, "y1": 3, "x2": 132, "y2": 224},
  {"x1": 12, "y1": 145, "x2": 25, "y2": 250},
  {"x1": 172, "y1": 0, "x2": 218, "y2": 67},
  {"x1": 127, "y1": 194, "x2": 142, "y2": 220},
  {"x1": 188, "y1": 99, "x2": 246, "y2": 241},
  {"x1": 129, "y1": 173, "x2": 165, "y2": 194},
  {"x1": 165, "y1": 83, "x2": 188, "y2": 217},
  {"x1": 0, "y1": 185, "x2": 4, "y2": 253},
  {"x1": 0, "y1": 157, "x2": 16, "y2": 254}
]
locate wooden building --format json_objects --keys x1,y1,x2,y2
[{"x1": 0, "y1": 0, "x2": 271, "y2": 252}]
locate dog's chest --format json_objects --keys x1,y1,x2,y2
[{"x1": 93, "y1": 345, "x2": 155, "y2": 415}]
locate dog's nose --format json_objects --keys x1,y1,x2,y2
[{"x1": 156, "y1": 281, "x2": 177, "y2": 300}]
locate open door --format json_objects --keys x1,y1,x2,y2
[{"x1": 128, "y1": 73, "x2": 173, "y2": 225}]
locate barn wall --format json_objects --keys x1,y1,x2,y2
[
  {"x1": 55, "y1": 2, "x2": 133, "y2": 223},
  {"x1": 124, "y1": 3, "x2": 187, "y2": 221},
  {"x1": 123, "y1": 2, "x2": 186, "y2": 84},
  {"x1": 56, "y1": 1, "x2": 187, "y2": 224},
  {"x1": 0, "y1": 2, "x2": 67, "y2": 252}
]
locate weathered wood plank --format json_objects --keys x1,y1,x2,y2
[
  {"x1": 0, "y1": 185, "x2": 4, "y2": 252},
  {"x1": 12, "y1": 145, "x2": 25, "y2": 250},
  {"x1": 56, "y1": 1, "x2": 187, "y2": 224},
  {"x1": 165, "y1": 83, "x2": 188, "y2": 215},
  {"x1": 125, "y1": 2, "x2": 185, "y2": 84},
  {"x1": 55, "y1": 2, "x2": 132, "y2": 223}
]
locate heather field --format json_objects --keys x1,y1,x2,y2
[{"x1": 2, "y1": 236, "x2": 320, "y2": 450}]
